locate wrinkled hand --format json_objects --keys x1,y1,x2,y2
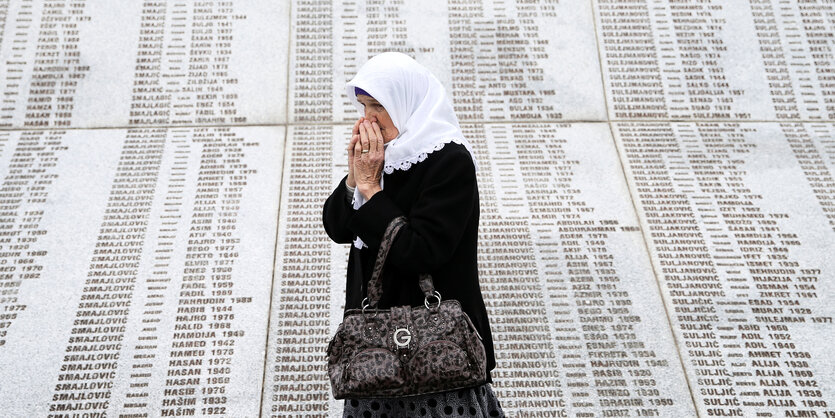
[
  {"x1": 353, "y1": 120, "x2": 384, "y2": 199},
  {"x1": 346, "y1": 117, "x2": 365, "y2": 188}
]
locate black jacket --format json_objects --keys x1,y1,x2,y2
[{"x1": 322, "y1": 142, "x2": 496, "y2": 380}]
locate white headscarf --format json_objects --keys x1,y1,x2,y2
[{"x1": 346, "y1": 52, "x2": 478, "y2": 249}]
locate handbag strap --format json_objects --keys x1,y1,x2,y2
[{"x1": 365, "y1": 216, "x2": 436, "y2": 308}]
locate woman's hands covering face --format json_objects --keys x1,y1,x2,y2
[
  {"x1": 349, "y1": 118, "x2": 384, "y2": 200},
  {"x1": 346, "y1": 117, "x2": 364, "y2": 188}
]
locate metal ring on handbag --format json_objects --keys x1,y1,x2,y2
[
  {"x1": 361, "y1": 297, "x2": 379, "y2": 319},
  {"x1": 424, "y1": 291, "x2": 442, "y2": 310}
]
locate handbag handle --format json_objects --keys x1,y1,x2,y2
[{"x1": 364, "y1": 216, "x2": 437, "y2": 309}]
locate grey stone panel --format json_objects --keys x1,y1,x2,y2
[
  {"x1": 613, "y1": 121, "x2": 835, "y2": 417},
  {"x1": 262, "y1": 123, "x2": 697, "y2": 417},
  {"x1": 593, "y1": 1, "x2": 835, "y2": 122},
  {"x1": 0, "y1": 0, "x2": 833, "y2": 417},
  {"x1": 262, "y1": 124, "x2": 350, "y2": 416},
  {"x1": 0, "y1": 1, "x2": 288, "y2": 129},
  {"x1": 289, "y1": 0, "x2": 608, "y2": 124},
  {"x1": 0, "y1": 127, "x2": 284, "y2": 417}
]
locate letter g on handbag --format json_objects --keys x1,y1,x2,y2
[{"x1": 326, "y1": 216, "x2": 487, "y2": 398}]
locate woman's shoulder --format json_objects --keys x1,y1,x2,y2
[
  {"x1": 387, "y1": 140, "x2": 475, "y2": 184},
  {"x1": 422, "y1": 141, "x2": 475, "y2": 171}
]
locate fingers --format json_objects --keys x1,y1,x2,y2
[
  {"x1": 359, "y1": 121, "x2": 371, "y2": 153},
  {"x1": 371, "y1": 122, "x2": 384, "y2": 152},
  {"x1": 347, "y1": 134, "x2": 359, "y2": 159},
  {"x1": 355, "y1": 122, "x2": 384, "y2": 181},
  {"x1": 352, "y1": 117, "x2": 364, "y2": 136},
  {"x1": 353, "y1": 123, "x2": 384, "y2": 196},
  {"x1": 361, "y1": 120, "x2": 383, "y2": 153},
  {"x1": 354, "y1": 133, "x2": 364, "y2": 157},
  {"x1": 346, "y1": 131, "x2": 359, "y2": 186}
]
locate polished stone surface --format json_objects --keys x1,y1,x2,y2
[
  {"x1": 0, "y1": 127, "x2": 284, "y2": 416},
  {"x1": 290, "y1": 0, "x2": 607, "y2": 123},
  {"x1": 613, "y1": 121, "x2": 835, "y2": 417},
  {"x1": 0, "y1": 1, "x2": 288, "y2": 129},
  {"x1": 0, "y1": 0, "x2": 833, "y2": 417}
]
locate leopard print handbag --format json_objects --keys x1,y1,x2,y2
[{"x1": 327, "y1": 216, "x2": 487, "y2": 399}]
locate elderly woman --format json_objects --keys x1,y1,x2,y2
[{"x1": 322, "y1": 52, "x2": 504, "y2": 417}]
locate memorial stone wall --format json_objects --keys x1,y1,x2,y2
[{"x1": 0, "y1": 1, "x2": 832, "y2": 417}]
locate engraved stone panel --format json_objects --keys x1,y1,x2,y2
[
  {"x1": 262, "y1": 125, "x2": 348, "y2": 417},
  {"x1": 262, "y1": 122, "x2": 696, "y2": 417},
  {"x1": 0, "y1": 1, "x2": 288, "y2": 129},
  {"x1": 614, "y1": 121, "x2": 835, "y2": 417},
  {"x1": 1, "y1": 0, "x2": 834, "y2": 416},
  {"x1": 593, "y1": 0, "x2": 835, "y2": 121},
  {"x1": 289, "y1": 0, "x2": 607, "y2": 123},
  {"x1": 0, "y1": 126, "x2": 284, "y2": 416}
]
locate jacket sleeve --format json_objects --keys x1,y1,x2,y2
[
  {"x1": 348, "y1": 146, "x2": 477, "y2": 272},
  {"x1": 322, "y1": 175, "x2": 356, "y2": 244}
]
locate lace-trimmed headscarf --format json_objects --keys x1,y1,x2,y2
[{"x1": 346, "y1": 52, "x2": 478, "y2": 249}]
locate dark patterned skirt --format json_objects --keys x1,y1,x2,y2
[{"x1": 342, "y1": 384, "x2": 505, "y2": 418}]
